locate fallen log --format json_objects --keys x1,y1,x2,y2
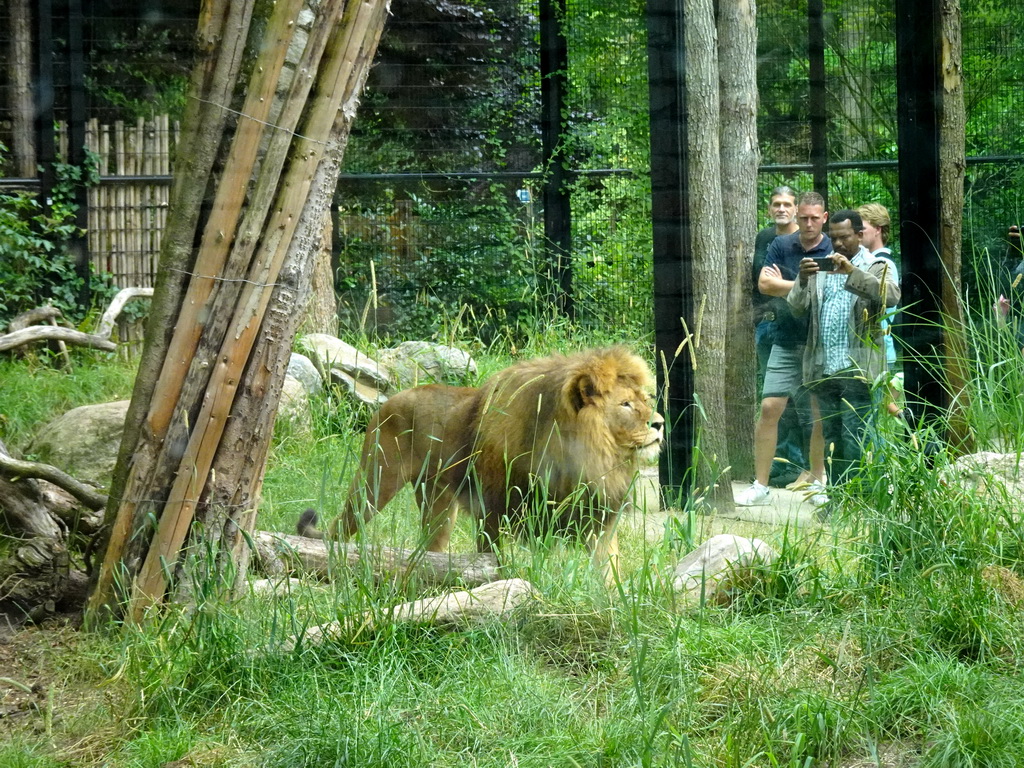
[
  {"x1": 254, "y1": 531, "x2": 502, "y2": 587},
  {"x1": 670, "y1": 534, "x2": 777, "y2": 605},
  {"x1": 0, "y1": 326, "x2": 116, "y2": 354},
  {"x1": 283, "y1": 578, "x2": 537, "y2": 649}
]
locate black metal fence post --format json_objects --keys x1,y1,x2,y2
[
  {"x1": 540, "y1": 0, "x2": 573, "y2": 319},
  {"x1": 895, "y1": 0, "x2": 945, "y2": 425},
  {"x1": 69, "y1": 0, "x2": 91, "y2": 309},
  {"x1": 808, "y1": 0, "x2": 828, "y2": 202},
  {"x1": 33, "y1": 0, "x2": 55, "y2": 211},
  {"x1": 647, "y1": 0, "x2": 694, "y2": 496}
]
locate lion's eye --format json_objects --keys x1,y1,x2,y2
[{"x1": 621, "y1": 401, "x2": 633, "y2": 408}]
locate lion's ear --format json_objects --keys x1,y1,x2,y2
[{"x1": 567, "y1": 372, "x2": 600, "y2": 412}]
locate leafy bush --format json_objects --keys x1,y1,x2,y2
[
  {"x1": 335, "y1": 187, "x2": 546, "y2": 344},
  {"x1": 0, "y1": 144, "x2": 103, "y2": 328}
]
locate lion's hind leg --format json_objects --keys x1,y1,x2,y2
[
  {"x1": 415, "y1": 481, "x2": 460, "y2": 552},
  {"x1": 333, "y1": 416, "x2": 411, "y2": 540}
]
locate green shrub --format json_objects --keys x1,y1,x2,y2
[{"x1": 0, "y1": 144, "x2": 105, "y2": 328}]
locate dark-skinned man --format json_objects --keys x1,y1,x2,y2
[{"x1": 788, "y1": 209, "x2": 901, "y2": 493}]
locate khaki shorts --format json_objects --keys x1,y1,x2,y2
[{"x1": 762, "y1": 344, "x2": 805, "y2": 399}]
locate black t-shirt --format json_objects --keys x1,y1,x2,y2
[{"x1": 763, "y1": 231, "x2": 833, "y2": 348}]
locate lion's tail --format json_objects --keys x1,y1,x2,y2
[{"x1": 296, "y1": 508, "x2": 325, "y2": 539}]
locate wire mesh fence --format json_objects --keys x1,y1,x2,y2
[{"x1": 1, "y1": 0, "x2": 1022, "y2": 339}]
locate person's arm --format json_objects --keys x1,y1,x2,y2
[
  {"x1": 758, "y1": 264, "x2": 794, "y2": 297},
  {"x1": 786, "y1": 258, "x2": 819, "y2": 317},
  {"x1": 842, "y1": 256, "x2": 900, "y2": 308}
]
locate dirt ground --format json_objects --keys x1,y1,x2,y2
[{"x1": 0, "y1": 611, "x2": 100, "y2": 754}]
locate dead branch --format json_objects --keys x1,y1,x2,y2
[
  {"x1": 0, "y1": 451, "x2": 107, "y2": 510},
  {"x1": 7, "y1": 305, "x2": 65, "y2": 332},
  {"x1": 253, "y1": 531, "x2": 503, "y2": 588},
  {"x1": 0, "y1": 326, "x2": 117, "y2": 353},
  {"x1": 93, "y1": 287, "x2": 154, "y2": 340},
  {"x1": 0, "y1": 287, "x2": 153, "y2": 354},
  {"x1": 283, "y1": 578, "x2": 537, "y2": 649}
]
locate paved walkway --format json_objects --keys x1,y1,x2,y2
[
  {"x1": 625, "y1": 476, "x2": 822, "y2": 543},
  {"x1": 721, "y1": 480, "x2": 820, "y2": 526}
]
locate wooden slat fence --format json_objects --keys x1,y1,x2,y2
[{"x1": 58, "y1": 115, "x2": 179, "y2": 289}]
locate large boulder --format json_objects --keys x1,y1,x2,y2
[
  {"x1": 940, "y1": 451, "x2": 1024, "y2": 498},
  {"x1": 27, "y1": 400, "x2": 130, "y2": 489},
  {"x1": 378, "y1": 341, "x2": 478, "y2": 388},
  {"x1": 298, "y1": 334, "x2": 392, "y2": 391}
]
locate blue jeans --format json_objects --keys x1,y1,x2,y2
[{"x1": 810, "y1": 371, "x2": 873, "y2": 483}]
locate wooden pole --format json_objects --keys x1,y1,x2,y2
[{"x1": 128, "y1": 0, "x2": 380, "y2": 620}]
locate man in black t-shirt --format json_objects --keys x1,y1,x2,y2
[
  {"x1": 737, "y1": 191, "x2": 831, "y2": 507},
  {"x1": 752, "y1": 186, "x2": 805, "y2": 486}
]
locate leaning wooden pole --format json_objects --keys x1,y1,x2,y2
[
  {"x1": 88, "y1": 0, "x2": 391, "y2": 622},
  {"x1": 88, "y1": 0, "x2": 259, "y2": 619}
]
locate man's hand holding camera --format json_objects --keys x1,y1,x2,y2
[{"x1": 798, "y1": 253, "x2": 853, "y2": 286}]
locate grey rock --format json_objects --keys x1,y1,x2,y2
[
  {"x1": 378, "y1": 341, "x2": 477, "y2": 389},
  {"x1": 278, "y1": 374, "x2": 313, "y2": 433},
  {"x1": 941, "y1": 451, "x2": 1024, "y2": 497},
  {"x1": 27, "y1": 400, "x2": 130, "y2": 489},
  {"x1": 287, "y1": 353, "x2": 323, "y2": 396},
  {"x1": 299, "y1": 333, "x2": 392, "y2": 391}
]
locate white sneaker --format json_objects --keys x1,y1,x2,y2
[
  {"x1": 806, "y1": 481, "x2": 829, "y2": 506},
  {"x1": 736, "y1": 481, "x2": 770, "y2": 506}
]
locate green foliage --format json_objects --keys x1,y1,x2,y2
[
  {"x1": 84, "y1": 10, "x2": 196, "y2": 122},
  {"x1": 335, "y1": 187, "x2": 547, "y2": 344},
  {"x1": 0, "y1": 353, "x2": 137, "y2": 451},
  {"x1": 0, "y1": 144, "x2": 110, "y2": 328}
]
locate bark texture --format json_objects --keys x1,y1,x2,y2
[
  {"x1": 303, "y1": 214, "x2": 339, "y2": 334},
  {"x1": 718, "y1": 0, "x2": 759, "y2": 479},
  {"x1": 8, "y1": 0, "x2": 36, "y2": 176},
  {"x1": 253, "y1": 532, "x2": 504, "y2": 587},
  {"x1": 939, "y1": 0, "x2": 971, "y2": 451},
  {"x1": 684, "y1": 0, "x2": 733, "y2": 507}
]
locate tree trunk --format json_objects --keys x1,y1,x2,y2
[
  {"x1": 88, "y1": 0, "x2": 390, "y2": 623},
  {"x1": 939, "y1": 0, "x2": 971, "y2": 451},
  {"x1": 8, "y1": 0, "x2": 36, "y2": 177},
  {"x1": 684, "y1": 0, "x2": 733, "y2": 508},
  {"x1": 718, "y1": 0, "x2": 759, "y2": 479},
  {"x1": 302, "y1": 213, "x2": 339, "y2": 334}
]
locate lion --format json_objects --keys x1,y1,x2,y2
[{"x1": 297, "y1": 346, "x2": 664, "y2": 582}]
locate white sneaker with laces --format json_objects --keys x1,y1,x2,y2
[
  {"x1": 806, "y1": 481, "x2": 829, "y2": 506},
  {"x1": 736, "y1": 481, "x2": 770, "y2": 506}
]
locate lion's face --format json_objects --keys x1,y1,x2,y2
[{"x1": 593, "y1": 382, "x2": 665, "y2": 463}]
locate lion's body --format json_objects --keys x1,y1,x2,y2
[{"x1": 298, "y1": 347, "x2": 663, "y2": 580}]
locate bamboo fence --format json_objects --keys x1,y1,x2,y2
[{"x1": 57, "y1": 115, "x2": 179, "y2": 290}]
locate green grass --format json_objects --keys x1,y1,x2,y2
[
  {"x1": 3, "y1": 283, "x2": 1024, "y2": 767},
  {"x1": 0, "y1": 349, "x2": 137, "y2": 452}
]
